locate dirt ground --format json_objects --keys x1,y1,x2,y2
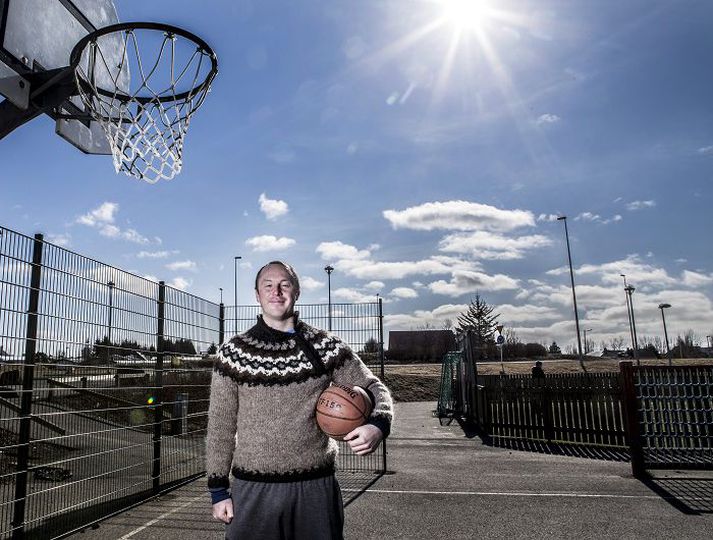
[{"x1": 383, "y1": 357, "x2": 713, "y2": 402}]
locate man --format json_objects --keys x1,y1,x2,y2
[
  {"x1": 531, "y1": 360, "x2": 545, "y2": 379},
  {"x1": 206, "y1": 261, "x2": 393, "y2": 539}
]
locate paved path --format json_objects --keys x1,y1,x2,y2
[{"x1": 67, "y1": 402, "x2": 713, "y2": 540}]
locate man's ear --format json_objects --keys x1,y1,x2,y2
[{"x1": 254, "y1": 289, "x2": 260, "y2": 303}]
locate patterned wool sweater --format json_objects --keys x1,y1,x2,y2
[{"x1": 206, "y1": 315, "x2": 393, "y2": 491}]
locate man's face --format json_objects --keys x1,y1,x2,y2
[{"x1": 255, "y1": 264, "x2": 299, "y2": 324}]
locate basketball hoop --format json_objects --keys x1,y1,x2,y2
[{"x1": 70, "y1": 23, "x2": 218, "y2": 183}]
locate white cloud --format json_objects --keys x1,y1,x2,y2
[
  {"x1": 76, "y1": 202, "x2": 151, "y2": 244},
  {"x1": 575, "y1": 212, "x2": 601, "y2": 222},
  {"x1": 390, "y1": 287, "x2": 418, "y2": 299},
  {"x1": 332, "y1": 287, "x2": 376, "y2": 303},
  {"x1": 364, "y1": 281, "x2": 385, "y2": 290},
  {"x1": 258, "y1": 193, "x2": 289, "y2": 220},
  {"x1": 246, "y1": 235, "x2": 296, "y2": 252},
  {"x1": 316, "y1": 241, "x2": 371, "y2": 261},
  {"x1": 143, "y1": 274, "x2": 159, "y2": 283},
  {"x1": 166, "y1": 260, "x2": 197, "y2": 272},
  {"x1": 546, "y1": 255, "x2": 677, "y2": 288},
  {"x1": 169, "y1": 277, "x2": 192, "y2": 290},
  {"x1": 77, "y1": 202, "x2": 118, "y2": 226},
  {"x1": 681, "y1": 270, "x2": 713, "y2": 287},
  {"x1": 47, "y1": 233, "x2": 71, "y2": 247},
  {"x1": 335, "y1": 256, "x2": 477, "y2": 280},
  {"x1": 301, "y1": 276, "x2": 324, "y2": 290},
  {"x1": 675, "y1": 258, "x2": 688, "y2": 264},
  {"x1": 537, "y1": 214, "x2": 560, "y2": 222},
  {"x1": 536, "y1": 113, "x2": 560, "y2": 125},
  {"x1": 137, "y1": 250, "x2": 177, "y2": 259},
  {"x1": 438, "y1": 231, "x2": 552, "y2": 259},
  {"x1": 383, "y1": 200, "x2": 535, "y2": 232},
  {"x1": 697, "y1": 145, "x2": 713, "y2": 155},
  {"x1": 626, "y1": 200, "x2": 656, "y2": 211},
  {"x1": 497, "y1": 303, "x2": 563, "y2": 323},
  {"x1": 121, "y1": 229, "x2": 151, "y2": 244},
  {"x1": 428, "y1": 270, "x2": 520, "y2": 297},
  {"x1": 384, "y1": 303, "x2": 467, "y2": 331}
]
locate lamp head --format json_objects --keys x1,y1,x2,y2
[
  {"x1": 557, "y1": 216, "x2": 566, "y2": 221},
  {"x1": 658, "y1": 303, "x2": 671, "y2": 309}
]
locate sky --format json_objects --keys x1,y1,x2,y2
[{"x1": 1, "y1": 0, "x2": 712, "y2": 352}]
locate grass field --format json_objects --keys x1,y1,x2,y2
[{"x1": 383, "y1": 357, "x2": 713, "y2": 402}]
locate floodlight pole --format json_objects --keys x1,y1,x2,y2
[
  {"x1": 324, "y1": 265, "x2": 334, "y2": 331},
  {"x1": 625, "y1": 285, "x2": 640, "y2": 366},
  {"x1": 557, "y1": 216, "x2": 584, "y2": 369},
  {"x1": 234, "y1": 256, "x2": 241, "y2": 335},
  {"x1": 658, "y1": 303, "x2": 672, "y2": 366},
  {"x1": 621, "y1": 274, "x2": 636, "y2": 357},
  {"x1": 583, "y1": 328, "x2": 592, "y2": 355}
]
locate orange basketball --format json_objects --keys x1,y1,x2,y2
[{"x1": 315, "y1": 384, "x2": 373, "y2": 438}]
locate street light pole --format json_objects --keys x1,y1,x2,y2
[
  {"x1": 707, "y1": 335, "x2": 712, "y2": 350},
  {"x1": 620, "y1": 274, "x2": 636, "y2": 356},
  {"x1": 557, "y1": 216, "x2": 584, "y2": 369},
  {"x1": 658, "y1": 303, "x2": 672, "y2": 366},
  {"x1": 583, "y1": 328, "x2": 592, "y2": 355},
  {"x1": 324, "y1": 265, "x2": 334, "y2": 331},
  {"x1": 625, "y1": 285, "x2": 640, "y2": 365},
  {"x1": 234, "y1": 256, "x2": 241, "y2": 335}
]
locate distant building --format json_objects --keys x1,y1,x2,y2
[{"x1": 387, "y1": 330, "x2": 457, "y2": 363}]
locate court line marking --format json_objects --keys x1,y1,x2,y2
[
  {"x1": 118, "y1": 494, "x2": 204, "y2": 539},
  {"x1": 342, "y1": 488, "x2": 712, "y2": 501}
]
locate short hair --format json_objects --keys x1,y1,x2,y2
[{"x1": 254, "y1": 261, "x2": 300, "y2": 292}]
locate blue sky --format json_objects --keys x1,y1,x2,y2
[{"x1": 2, "y1": 0, "x2": 712, "y2": 351}]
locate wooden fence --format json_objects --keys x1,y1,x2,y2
[{"x1": 476, "y1": 373, "x2": 627, "y2": 449}]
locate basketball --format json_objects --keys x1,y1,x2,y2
[{"x1": 316, "y1": 384, "x2": 373, "y2": 438}]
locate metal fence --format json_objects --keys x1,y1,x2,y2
[
  {"x1": 621, "y1": 363, "x2": 713, "y2": 476},
  {"x1": 0, "y1": 226, "x2": 385, "y2": 539},
  {"x1": 438, "y1": 342, "x2": 713, "y2": 475},
  {"x1": 477, "y1": 373, "x2": 626, "y2": 448}
]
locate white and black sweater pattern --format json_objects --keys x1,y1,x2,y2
[{"x1": 206, "y1": 316, "x2": 393, "y2": 489}]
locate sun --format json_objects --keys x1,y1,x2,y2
[{"x1": 441, "y1": 0, "x2": 492, "y2": 32}]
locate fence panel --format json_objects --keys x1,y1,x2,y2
[
  {"x1": 1, "y1": 226, "x2": 386, "y2": 538},
  {"x1": 624, "y1": 363, "x2": 713, "y2": 474},
  {"x1": 471, "y1": 372, "x2": 626, "y2": 449}
]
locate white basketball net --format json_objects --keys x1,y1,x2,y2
[{"x1": 74, "y1": 28, "x2": 216, "y2": 183}]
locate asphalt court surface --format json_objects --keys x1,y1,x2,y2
[{"x1": 67, "y1": 402, "x2": 713, "y2": 539}]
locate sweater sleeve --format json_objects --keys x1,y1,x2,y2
[
  {"x1": 205, "y1": 365, "x2": 238, "y2": 491},
  {"x1": 331, "y1": 348, "x2": 393, "y2": 438}
]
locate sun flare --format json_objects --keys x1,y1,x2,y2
[{"x1": 442, "y1": 0, "x2": 492, "y2": 31}]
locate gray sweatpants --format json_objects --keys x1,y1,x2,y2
[{"x1": 225, "y1": 475, "x2": 344, "y2": 540}]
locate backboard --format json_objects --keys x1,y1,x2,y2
[{"x1": 0, "y1": 0, "x2": 123, "y2": 153}]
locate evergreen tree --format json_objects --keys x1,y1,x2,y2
[{"x1": 456, "y1": 294, "x2": 499, "y2": 344}]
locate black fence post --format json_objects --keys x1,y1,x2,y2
[
  {"x1": 219, "y1": 303, "x2": 225, "y2": 346},
  {"x1": 620, "y1": 361, "x2": 645, "y2": 478},
  {"x1": 12, "y1": 233, "x2": 44, "y2": 539},
  {"x1": 377, "y1": 298, "x2": 386, "y2": 474},
  {"x1": 153, "y1": 281, "x2": 166, "y2": 494}
]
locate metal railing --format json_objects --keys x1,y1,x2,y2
[{"x1": 0, "y1": 225, "x2": 386, "y2": 539}]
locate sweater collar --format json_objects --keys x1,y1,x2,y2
[{"x1": 252, "y1": 312, "x2": 304, "y2": 342}]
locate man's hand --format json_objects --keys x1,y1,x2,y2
[
  {"x1": 212, "y1": 499, "x2": 233, "y2": 524},
  {"x1": 344, "y1": 424, "x2": 383, "y2": 455}
]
